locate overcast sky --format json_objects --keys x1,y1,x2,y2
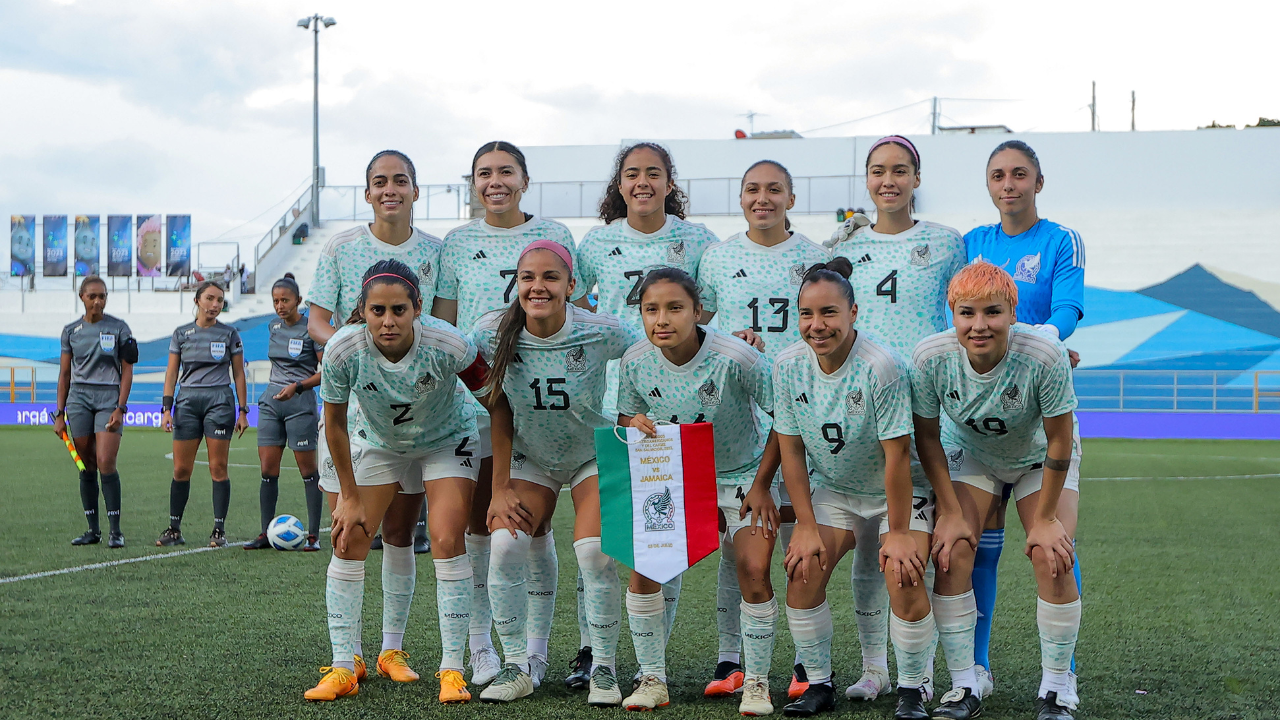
[{"x1": 1, "y1": 0, "x2": 1276, "y2": 258}]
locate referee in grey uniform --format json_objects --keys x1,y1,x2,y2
[
  {"x1": 157, "y1": 280, "x2": 249, "y2": 548},
  {"x1": 244, "y1": 273, "x2": 325, "y2": 551},
  {"x1": 54, "y1": 276, "x2": 137, "y2": 548}
]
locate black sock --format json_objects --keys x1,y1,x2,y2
[
  {"x1": 415, "y1": 502, "x2": 428, "y2": 541},
  {"x1": 100, "y1": 471, "x2": 121, "y2": 534},
  {"x1": 303, "y1": 473, "x2": 323, "y2": 537},
  {"x1": 212, "y1": 480, "x2": 231, "y2": 533},
  {"x1": 79, "y1": 470, "x2": 100, "y2": 534},
  {"x1": 169, "y1": 479, "x2": 191, "y2": 532},
  {"x1": 259, "y1": 475, "x2": 279, "y2": 534}
]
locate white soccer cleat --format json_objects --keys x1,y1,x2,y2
[
  {"x1": 478, "y1": 664, "x2": 534, "y2": 703},
  {"x1": 974, "y1": 665, "x2": 994, "y2": 700},
  {"x1": 623, "y1": 674, "x2": 670, "y2": 711},
  {"x1": 845, "y1": 665, "x2": 891, "y2": 701},
  {"x1": 529, "y1": 653, "x2": 549, "y2": 689},
  {"x1": 469, "y1": 646, "x2": 501, "y2": 686},
  {"x1": 738, "y1": 678, "x2": 774, "y2": 716},
  {"x1": 588, "y1": 665, "x2": 624, "y2": 707}
]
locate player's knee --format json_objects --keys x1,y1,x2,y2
[
  {"x1": 888, "y1": 584, "x2": 931, "y2": 621},
  {"x1": 573, "y1": 537, "x2": 614, "y2": 575},
  {"x1": 173, "y1": 468, "x2": 193, "y2": 482},
  {"x1": 429, "y1": 529, "x2": 465, "y2": 557}
]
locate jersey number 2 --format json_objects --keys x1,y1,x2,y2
[{"x1": 390, "y1": 403, "x2": 414, "y2": 426}]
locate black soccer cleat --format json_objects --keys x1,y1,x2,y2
[
  {"x1": 208, "y1": 528, "x2": 227, "y2": 548},
  {"x1": 369, "y1": 534, "x2": 384, "y2": 550},
  {"x1": 1034, "y1": 692, "x2": 1075, "y2": 720},
  {"x1": 107, "y1": 531, "x2": 125, "y2": 549},
  {"x1": 243, "y1": 533, "x2": 271, "y2": 550},
  {"x1": 303, "y1": 534, "x2": 321, "y2": 552},
  {"x1": 155, "y1": 527, "x2": 185, "y2": 547},
  {"x1": 782, "y1": 682, "x2": 836, "y2": 717},
  {"x1": 932, "y1": 686, "x2": 982, "y2": 719},
  {"x1": 895, "y1": 686, "x2": 929, "y2": 720},
  {"x1": 413, "y1": 534, "x2": 431, "y2": 554},
  {"x1": 72, "y1": 530, "x2": 101, "y2": 546},
  {"x1": 564, "y1": 646, "x2": 593, "y2": 690}
]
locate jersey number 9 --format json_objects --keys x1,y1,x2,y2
[{"x1": 821, "y1": 423, "x2": 845, "y2": 455}]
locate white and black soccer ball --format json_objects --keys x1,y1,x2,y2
[{"x1": 267, "y1": 514, "x2": 307, "y2": 550}]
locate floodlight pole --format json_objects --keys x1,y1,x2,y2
[{"x1": 300, "y1": 14, "x2": 335, "y2": 228}]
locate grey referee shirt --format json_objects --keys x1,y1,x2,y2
[
  {"x1": 169, "y1": 321, "x2": 244, "y2": 388},
  {"x1": 267, "y1": 314, "x2": 322, "y2": 386},
  {"x1": 60, "y1": 314, "x2": 134, "y2": 386}
]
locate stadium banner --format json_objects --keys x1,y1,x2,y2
[
  {"x1": 10, "y1": 215, "x2": 36, "y2": 277},
  {"x1": 166, "y1": 214, "x2": 191, "y2": 277},
  {"x1": 106, "y1": 215, "x2": 132, "y2": 276},
  {"x1": 42, "y1": 215, "x2": 68, "y2": 276},
  {"x1": 136, "y1": 214, "x2": 163, "y2": 276},
  {"x1": 595, "y1": 423, "x2": 718, "y2": 583},
  {"x1": 74, "y1": 215, "x2": 100, "y2": 277},
  {"x1": 0, "y1": 404, "x2": 260, "y2": 429}
]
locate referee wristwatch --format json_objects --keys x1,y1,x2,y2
[
  {"x1": 116, "y1": 404, "x2": 128, "y2": 413},
  {"x1": 239, "y1": 406, "x2": 250, "y2": 414}
]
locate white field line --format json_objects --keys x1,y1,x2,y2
[
  {"x1": 1082, "y1": 473, "x2": 1280, "y2": 482},
  {"x1": 164, "y1": 451, "x2": 297, "y2": 471}
]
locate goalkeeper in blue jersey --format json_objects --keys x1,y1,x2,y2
[{"x1": 962, "y1": 140, "x2": 1084, "y2": 704}]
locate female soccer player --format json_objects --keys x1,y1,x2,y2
[
  {"x1": 244, "y1": 273, "x2": 324, "y2": 552},
  {"x1": 911, "y1": 262, "x2": 1080, "y2": 720},
  {"x1": 963, "y1": 141, "x2": 1085, "y2": 695},
  {"x1": 772, "y1": 259, "x2": 941, "y2": 720},
  {"x1": 471, "y1": 240, "x2": 642, "y2": 706},
  {"x1": 826, "y1": 136, "x2": 969, "y2": 702},
  {"x1": 434, "y1": 141, "x2": 587, "y2": 688},
  {"x1": 576, "y1": 142, "x2": 720, "y2": 681},
  {"x1": 156, "y1": 280, "x2": 248, "y2": 548},
  {"x1": 695, "y1": 160, "x2": 828, "y2": 701},
  {"x1": 617, "y1": 267, "x2": 779, "y2": 714},
  {"x1": 54, "y1": 276, "x2": 136, "y2": 548},
  {"x1": 305, "y1": 260, "x2": 490, "y2": 705}
]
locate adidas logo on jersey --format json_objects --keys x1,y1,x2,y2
[
  {"x1": 473, "y1": 250, "x2": 488, "y2": 260},
  {"x1": 698, "y1": 379, "x2": 721, "y2": 407},
  {"x1": 733, "y1": 269, "x2": 748, "y2": 278},
  {"x1": 1001, "y1": 384, "x2": 1024, "y2": 410},
  {"x1": 513, "y1": 352, "x2": 524, "y2": 363},
  {"x1": 947, "y1": 390, "x2": 961, "y2": 402},
  {"x1": 855, "y1": 253, "x2": 873, "y2": 264},
  {"x1": 460, "y1": 458, "x2": 474, "y2": 468},
  {"x1": 795, "y1": 393, "x2": 810, "y2": 404},
  {"x1": 362, "y1": 382, "x2": 379, "y2": 393},
  {"x1": 648, "y1": 387, "x2": 662, "y2": 398},
  {"x1": 609, "y1": 247, "x2": 623, "y2": 257}
]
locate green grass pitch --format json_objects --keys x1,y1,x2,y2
[{"x1": 1, "y1": 426, "x2": 1277, "y2": 719}]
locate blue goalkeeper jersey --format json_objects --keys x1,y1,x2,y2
[{"x1": 964, "y1": 219, "x2": 1085, "y2": 340}]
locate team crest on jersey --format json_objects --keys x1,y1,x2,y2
[
  {"x1": 414, "y1": 373, "x2": 438, "y2": 396},
  {"x1": 350, "y1": 446, "x2": 364, "y2": 469},
  {"x1": 666, "y1": 241, "x2": 686, "y2": 264},
  {"x1": 321, "y1": 456, "x2": 336, "y2": 480},
  {"x1": 910, "y1": 244, "x2": 931, "y2": 267},
  {"x1": 1013, "y1": 253, "x2": 1041, "y2": 283},
  {"x1": 511, "y1": 451, "x2": 527, "y2": 470},
  {"x1": 419, "y1": 261, "x2": 433, "y2": 283},
  {"x1": 288, "y1": 338, "x2": 304, "y2": 358},
  {"x1": 946, "y1": 448, "x2": 964, "y2": 471},
  {"x1": 698, "y1": 379, "x2": 721, "y2": 407},
  {"x1": 99, "y1": 333, "x2": 116, "y2": 353},
  {"x1": 565, "y1": 346, "x2": 588, "y2": 373},
  {"x1": 789, "y1": 263, "x2": 807, "y2": 286},
  {"x1": 210, "y1": 342, "x2": 226, "y2": 361},
  {"x1": 643, "y1": 487, "x2": 676, "y2": 532},
  {"x1": 1001, "y1": 384, "x2": 1024, "y2": 411},
  {"x1": 845, "y1": 388, "x2": 866, "y2": 415}
]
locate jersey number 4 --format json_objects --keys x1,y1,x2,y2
[
  {"x1": 876, "y1": 270, "x2": 898, "y2": 304},
  {"x1": 747, "y1": 297, "x2": 789, "y2": 333},
  {"x1": 530, "y1": 377, "x2": 570, "y2": 410}
]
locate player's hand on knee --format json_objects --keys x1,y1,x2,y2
[
  {"x1": 930, "y1": 510, "x2": 976, "y2": 573},
  {"x1": 784, "y1": 522, "x2": 826, "y2": 584},
  {"x1": 331, "y1": 495, "x2": 371, "y2": 553},
  {"x1": 629, "y1": 413, "x2": 658, "y2": 437},
  {"x1": 487, "y1": 488, "x2": 533, "y2": 538},
  {"x1": 880, "y1": 530, "x2": 925, "y2": 588},
  {"x1": 741, "y1": 485, "x2": 779, "y2": 538},
  {"x1": 1025, "y1": 517, "x2": 1074, "y2": 578}
]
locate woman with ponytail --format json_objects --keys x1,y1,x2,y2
[
  {"x1": 305, "y1": 259, "x2": 494, "y2": 706},
  {"x1": 244, "y1": 273, "x2": 324, "y2": 552},
  {"x1": 469, "y1": 241, "x2": 643, "y2": 707}
]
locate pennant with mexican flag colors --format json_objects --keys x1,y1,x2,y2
[{"x1": 595, "y1": 423, "x2": 719, "y2": 584}]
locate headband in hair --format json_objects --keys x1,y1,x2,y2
[
  {"x1": 363, "y1": 272, "x2": 419, "y2": 299},
  {"x1": 868, "y1": 135, "x2": 919, "y2": 167},
  {"x1": 520, "y1": 240, "x2": 573, "y2": 274}
]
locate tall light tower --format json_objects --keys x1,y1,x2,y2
[{"x1": 298, "y1": 14, "x2": 336, "y2": 227}]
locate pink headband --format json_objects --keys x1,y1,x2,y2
[
  {"x1": 520, "y1": 240, "x2": 573, "y2": 274},
  {"x1": 362, "y1": 272, "x2": 419, "y2": 298},
  {"x1": 868, "y1": 135, "x2": 919, "y2": 167}
]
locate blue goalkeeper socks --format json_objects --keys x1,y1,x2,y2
[{"x1": 972, "y1": 528, "x2": 1004, "y2": 669}]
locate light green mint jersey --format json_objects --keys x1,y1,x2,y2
[
  {"x1": 834, "y1": 221, "x2": 966, "y2": 354},
  {"x1": 320, "y1": 316, "x2": 480, "y2": 454},
  {"x1": 471, "y1": 304, "x2": 643, "y2": 473},
  {"x1": 616, "y1": 327, "x2": 774, "y2": 484},
  {"x1": 910, "y1": 324, "x2": 1077, "y2": 471},
  {"x1": 698, "y1": 231, "x2": 830, "y2": 363},
  {"x1": 310, "y1": 224, "x2": 444, "y2": 327},
  {"x1": 437, "y1": 215, "x2": 586, "y2": 330},
  {"x1": 772, "y1": 332, "x2": 914, "y2": 497},
  {"x1": 577, "y1": 215, "x2": 718, "y2": 330}
]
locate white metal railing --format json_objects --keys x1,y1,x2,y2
[
  {"x1": 254, "y1": 189, "x2": 312, "y2": 270},
  {"x1": 1074, "y1": 369, "x2": 1280, "y2": 413}
]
